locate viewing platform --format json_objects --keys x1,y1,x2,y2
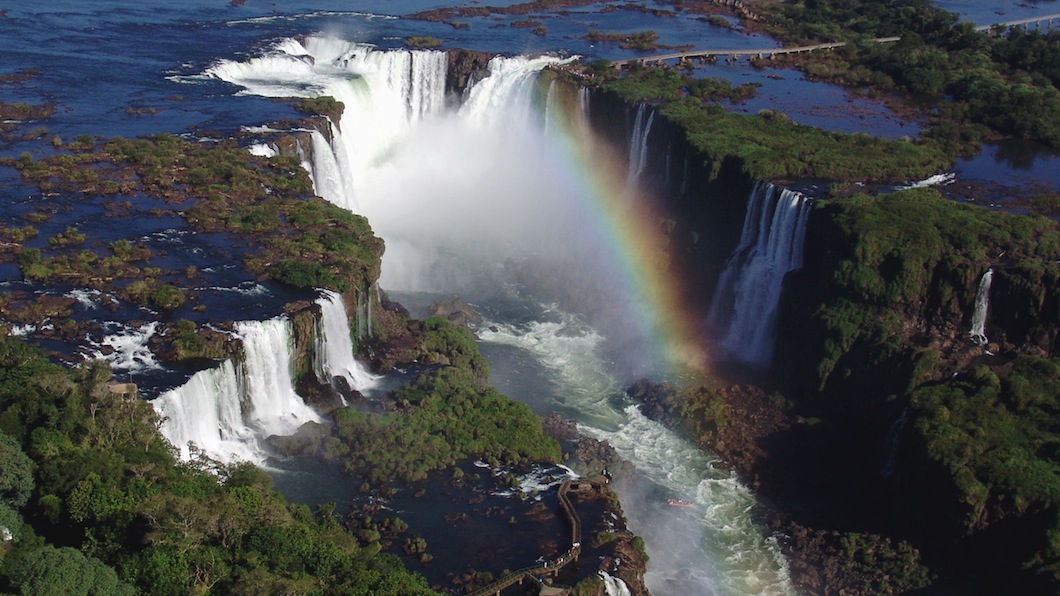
[{"x1": 466, "y1": 478, "x2": 609, "y2": 596}]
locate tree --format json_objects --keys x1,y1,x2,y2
[
  {"x1": 2, "y1": 545, "x2": 135, "y2": 595},
  {"x1": 0, "y1": 431, "x2": 34, "y2": 510}
]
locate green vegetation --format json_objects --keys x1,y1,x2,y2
[
  {"x1": 685, "y1": 77, "x2": 759, "y2": 103},
  {"x1": 781, "y1": 187, "x2": 1060, "y2": 395},
  {"x1": 0, "y1": 337, "x2": 434, "y2": 594},
  {"x1": 763, "y1": 187, "x2": 1060, "y2": 591},
  {"x1": 604, "y1": 68, "x2": 950, "y2": 181},
  {"x1": 274, "y1": 317, "x2": 560, "y2": 485},
  {"x1": 0, "y1": 101, "x2": 54, "y2": 122},
  {"x1": 908, "y1": 357, "x2": 1060, "y2": 587},
  {"x1": 294, "y1": 96, "x2": 345, "y2": 124},
  {"x1": 404, "y1": 36, "x2": 443, "y2": 49},
  {"x1": 760, "y1": 0, "x2": 1060, "y2": 150},
  {"x1": 785, "y1": 525, "x2": 933, "y2": 595},
  {"x1": 7, "y1": 135, "x2": 382, "y2": 294},
  {"x1": 585, "y1": 30, "x2": 661, "y2": 51}
]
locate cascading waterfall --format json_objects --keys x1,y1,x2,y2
[
  {"x1": 460, "y1": 54, "x2": 574, "y2": 127},
  {"x1": 306, "y1": 125, "x2": 357, "y2": 210},
  {"x1": 709, "y1": 182, "x2": 812, "y2": 366},
  {"x1": 212, "y1": 40, "x2": 794, "y2": 594},
  {"x1": 969, "y1": 268, "x2": 993, "y2": 347},
  {"x1": 206, "y1": 36, "x2": 447, "y2": 208},
  {"x1": 152, "y1": 318, "x2": 320, "y2": 466},
  {"x1": 600, "y1": 571, "x2": 632, "y2": 596},
  {"x1": 314, "y1": 289, "x2": 378, "y2": 392},
  {"x1": 625, "y1": 103, "x2": 655, "y2": 192}
]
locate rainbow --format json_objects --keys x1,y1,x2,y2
[{"x1": 540, "y1": 81, "x2": 710, "y2": 377}]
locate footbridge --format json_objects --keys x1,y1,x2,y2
[
  {"x1": 976, "y1": 13, "x2": 1060, "y2": 32},
  {"x1": 610, "y1": 37, "x2": 900, "y2": 67},
  {"x1": 611, "y1": 12, "x2": 1060, "y2": 68},
  {"x1": 466, "y1": 479, "x2": 601, "y2": 596}
]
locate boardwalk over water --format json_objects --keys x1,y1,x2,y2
[
  {"x1": 466, "y1": 479, "x2": 601, "y2": 596},
  {"x1": 611, "y1": 13, "x2": 1060, "y2": 68}
]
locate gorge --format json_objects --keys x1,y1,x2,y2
[{"x1": 0, "y1": 2, "x2": 1058, "y2": 595}]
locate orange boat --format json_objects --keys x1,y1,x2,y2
[{"x1": 667, "y1": 498, "x2": 694, "y2": 508}]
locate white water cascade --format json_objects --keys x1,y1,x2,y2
[
  {"x1": 206, "y1": 36, "x2": 447, "y2": 211},
  {"x1": 600, "y1": 571, "x2": 632, "y2": 596},
  {"x1": 211, "y1": 38, "x2": 794, "y2": 594},
  {"x1": 152, "y1": 318, "x2": 321, "y2": 467},
  {"x1": 479, "y1": 310, "x2": 794, "y2": 595},
  {"x1": 314, "y1": 290, "x2": 378, "y2": 393},
  {"x1": 709, "y1": 182, "x2": 813, "y2": 366},
  {"x1": 969, "y1": 268, "x2": 994, "y2": 347},
  {"x1": 302, "y1": 126, "x2": 355, "y2": 209},
  {"x1": 625, "y1": 103, "x2": 655, "y2": 192}
]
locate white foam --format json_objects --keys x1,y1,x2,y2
[
  {"x1": 481, "y1": 306, "x2": 794, "y2": 595},
  {"x1": 66, "y1": 288, "x2": 101, "y2": 310},
  {"x1": 899, "y1": 172, "x2": 956, "y2": 189},
  {"x1": 248, "y1": 142, "x2": 277, "y2": 157},
  {"x1": 90, "y1": 321, "x2": 161, "y2": 372},
  {"x1": 8, "y1": 324, "x2": 35, "y2": 336}
]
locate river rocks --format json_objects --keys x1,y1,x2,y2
[
  {"x1": 626, "y1": 379, "x2": 790, "y2": 483},
  {"x1": 541, "y1": 412, "x2": 579, "y2": 440},
  {"x1": 427, "y1": 297, "x2": 483, "y2": 327}
]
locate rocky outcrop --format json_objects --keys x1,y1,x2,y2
[
  {"x1": 445, "y1": 49, "x2": 493, "y2": 98},
  {"x1": 427, "y1": 297, "x2": 483, "y2": 327}
]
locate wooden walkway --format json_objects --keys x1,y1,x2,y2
[
  {"x1": 466, "y1": 479, "x2": 600, "y2": 596},
  {"x1": 976, "y1": 13, "x2": 1060, "y2": 32},
  {"x1": 611, "y1": 13, "x2": 1060, "y2": 68}
]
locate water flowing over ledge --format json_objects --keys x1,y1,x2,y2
[
  {"x1": 152, "y1": 317, "x2": 320, "y2": 467},
  {"x1": 969, "y1": 268, "x2": 994, "y2": 347},
  {"x1": 709, "y1": 181, "x2": 813, "y2": 367},
  {"x1": 314, "y1": 289, "x2": 379, "y2": 395}
]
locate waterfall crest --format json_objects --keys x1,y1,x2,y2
[
  {"x1": 709, "y1": 182, "x2": 812, "y2": 366},
  {"x1": 315, "y1": 289, "x2": 378, "y2": 393},
  {"x1": 970, "y1": 268, "x2": 993, "y2": 346},
  {"x1": 209, "y1": 35, "x2": 447, "y2": 208},
  {"x1": 152, "y1": 318, "x2": 320, "y2": 466},
  {"x1": 460, "y1": 55, "x2": 574, "y2": 127}
]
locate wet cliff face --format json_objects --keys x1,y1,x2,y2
[
  {"x1": 774, "y1": 189, "x2": 1059, "y2": 404},
  {"x1": 584, "y1": 88, "x2": 756, "y2": 312}
]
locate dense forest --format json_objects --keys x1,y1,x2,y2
[
  {"x1": 758, "y1": 0, "x2": 1060, "y2": 150},
  {"x1": 0, "y1": 338, "x2": 435, "y2": 594}
]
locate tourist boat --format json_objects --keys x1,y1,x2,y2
[{"x1": 668, "y1": 498, "x2": 694, "y2": 508}]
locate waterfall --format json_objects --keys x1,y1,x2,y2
[
  {"x1": 207, "y1": 36, "x2": 447, "y2": 207},
  {"x1": 152, "y1": 318, "x2": 320, "y2": 466},
  {"x1": 460, "y1": 55, "x2": 572, "y2": 127},
  {"x1": 210, "y1": 40, "x2": 795, "y2": 593},
  {"x1": 314, "y1": 289, "x2": 378, "y2": 392},
  {"x1": 625, "y1": 103, "x2": 655, "y2": 191},
  {"x1": 880, "y1": 406, "x2": 909, "y2": 478},
  {"x1": 303, "y1": 126, "x2": 354, "y2": 209},
  {"x1": 600, "y1": 571, "x2": 632, "y2": 596},
  {"x1": 709, "y1": 182, "x2": 812, "y2": 366},
  {"x1": 969, "y1": 268, "x2": 993, "y2": 347}
]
